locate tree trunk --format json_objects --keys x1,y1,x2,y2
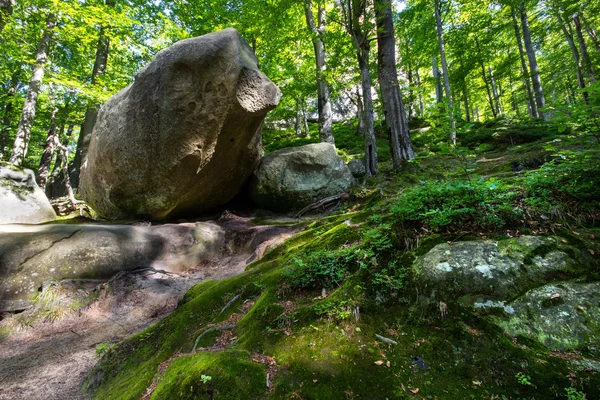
[
  {"x1": 475, "y1": 38, "x2": 496, "y2": 119},
  {"x1": 432, "y1": 57, "x2": 443, "y2": 103},
  {"x1": 0, "y1": 0, "x2": 14, "y2": 33},
  {"x1": 36, "y1": 99, "x2": 59, "y2": 189},
  {"x1": 579, "y1": 14, "x2": 600, "y2": 54},
  {"x1": 462, "y1": 80, "x2": 470, "y2": 122},
  {"x1": 9, "y1": 13, "x2": 56, "y2": 166},
  {"x1": 356, "y1": 86, "x2": 364, "y2": 136},
  {"x1": 489, "y1": 66, "x2": 502, "y2": 116},
  {"x1": 302, "y1": 98, "x2": 310, "y2": 137},
  {"x1": 511, "y1": 7, "x2": 536, "y2": 118},
  {"x1": 407, "y1": 69, "x2": 414, "y2": 120},
  {"x1": 509, "y1": 77, "x2": 520, "y2": 117},
  {"x1": 573, "y1": 14, "x2": 596, "y2": 84},
  {"x1": 304, "y1": 0, "x2": 334, "y2": 144},
  {"x1": 434, "y1": 0, "x2": 456, "y2": 144},
  {"x1": 70, "y1": 0, "x2": 115, "y2": 188},
  {"x1": 415, "y1": 68, "x2": 424, "y2": 118},
  {"x1": 0, "y1": 71, "x2": 18, "y2": 160},
  {"x1": 375, "y1": 0, "x2": 414, "y2": 170},
  {"x1": 520, "y1": 2, "x2": 545, "y2": 119},
  {"x1": 556, "y1": 11, "x2": 587, "y2": 104},
  {"x1": 295, "y1": 98, "x2": 303, "y2": 137},
  {"x1": 342, "y1": 0, "x2": 378, "y2": 176}
]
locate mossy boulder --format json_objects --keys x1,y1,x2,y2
[
  {"x1": 0, "y1": 164, "x2": 56, "y2": 225},
  {"x1": 413, "y1": 236, "x2": 591, "y2": 301},
  {"x1": 249, "y1": 143, "x2": 356, "y2": 211},
  {"x1": 490, "y1": 282, "x2": 600, "y2": 355}
]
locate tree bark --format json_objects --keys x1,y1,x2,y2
[
  {"x1": 415, "y1": 68, "x2": 424, "y2": 118},
  {"x1": 520, "y1": 2, "x2": 545, "y2": 119},
  {"x1": 489, "y1": 66, "x2": 502, "y2": 116},
  {"x1": 375, "y1": 0, "x2": 414, "y2": 170},
  {"x1": 579, "y1": 14, "x2": 600, "y2": 54},
  {"x1": 0, "y1": 71, "x2": 18, "y2": 160},
  {"x1": 462, "y1": 80, "x2": 470, "y2": 122},
  {"x1": 573, "y1": 14, "x2": 596, "y2": 84},
  {"x1": 9, "y1": 13, "x2": 56, "y2": 166},
  {"x1": 356, "y1": 86, "x2": 364, "y2": 136},
  {"x1": 434, "y1": 0, "x2": 456, "y2": 144},
  {"x1": 70, "y1": 0, "x2": 115, "y2": 188},
  {"x1": 432, "y1": 57, "x2": 443, "y2": 103},
  {"x1": 0, "y1": 0, "x2": 14, "y2": 33},
  {"x1": 342, "y1": 0, "x2": 378, "y2": 176},
  {"x1": 511, "y1": 7, "x2": 536, "y2": 118},
  {"x1": 556, "y1": 11, "x2": 587, "y2": 104},
  {"x1": 36, "y1": 96, "x2": 59, "y2": 189},
  {"x1": 304, "y1": 0, "x2": 334, "y2": 144}
]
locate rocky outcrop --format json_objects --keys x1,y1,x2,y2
[
  {"x1": 0, "y1": 164, "x2": 56, "y2": 225},
  {"x1": 348, "y1": 159, "x2": 366, "y2": 178},
  {"x1": 413, "y1": 236, "x2": 591, "y2": 300},
  {"x1": 0, "y1": 219, "x2": 296, "y2": 311},
  {"x1": 80, "y1": 28, "x2": 281, "y2": 220},
  {"x1": 249, "y1": 143, "x2": 356, "y2": 211}
]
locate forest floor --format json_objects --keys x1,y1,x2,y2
[{"x1": 0, "y1": 218, "x2": 298, "y2": 400}]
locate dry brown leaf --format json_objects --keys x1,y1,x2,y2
[
  {"x1": 374, "y1": 360, "x2": 384, "y2": 366},
  {"x1": 410, "y1": 388, "x2": 420, "y2": 394}
]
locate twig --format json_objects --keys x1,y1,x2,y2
[
  {"x1": 375, "y1": 334, "x2": 398, "y2": 345},
  {"x1": 192, "y1": 325, "x2": 236, "y2": 352},
  {"x1": 296, "y1": 194, "x2": 348, "y2": 218}
]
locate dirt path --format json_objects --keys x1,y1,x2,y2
[{"x1": 0, "y1": 217, "x2": 298, "y2": 400}]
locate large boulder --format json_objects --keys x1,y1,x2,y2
[
  {"x1": 249, "y1": 143, "x2": 356, "y2": 211},
  {"x1": 0, "y1": 163, "x2": 56, "y2": 225},
  {"x1": 80, "y1": 28, "x2": 281, "y2": 220}
]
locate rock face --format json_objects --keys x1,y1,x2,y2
[
  {"x1": 348, "y1": 159, "x2": 366, "y2": 178},
  {"x1": 249, "y1": 143, "x2": 356, "y2": 211},
  {"x1": 80, "y1": 28, "x2": 281, "y2": 220},
  {"x1": 0, "y1": 219, "x2": 296, "y2": 311},
  {"x1": 0, "y1": 164, "x2": 56, "y2": 225}
]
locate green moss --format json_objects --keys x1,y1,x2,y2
[{"x1": 151, "y1": 350, "x2": 266, "y2": 400}]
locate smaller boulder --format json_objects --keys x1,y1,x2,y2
[
  {"x1": 250, "y1": 143, "x2": 356, "y2": 211},
  {"x1": 348, "y1": 159, "x2": 366, "y2": 178},
  {"x1": 0, "y1": 164, "x2": 56, "y2": 224}
]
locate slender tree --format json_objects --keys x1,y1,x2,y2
[
  {"x1": 554, "y1": 7, "x2": 587, "y2": 103},
  {"x1": 0, "y1": 71, "x2": 18, "y2": 160},
  {"x1": 9, "y1": 13, "x2": 56, "y2": 166},
  {"x1": 70, "y1": 0, "x2": 116, "y2": 188},
  {"x1": 573, "y1": 14, "x2": 596, "y2": 84},
  {"x1": 375, "y1": 0, "x2": 414, "y2": 170},
  {"x1": 489, "y1": 66, "x2": 502, "y2": 116},
  {"x1": 432, "y1": 57, "x2": 443, "y2": 103},
  {"x1": 511, "y1": 6, "x2": 537, "y2": 117},
  {"x1": 304, "y1": 0, "x2": 334, "y2": 144},
  {"x1": 520, "y1": 2, "x2": 545, "y2": 118},
  {"x1": 434, "y1": 0, "x2": 456, "y2": 144},
  {"x1": 341, "y1": 0, "x2": 378, "y2": 177},
  {"x1": 36, "y1": 90, "x2": 59, "y2": 189}
]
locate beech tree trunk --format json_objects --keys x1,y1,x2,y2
[
  {"x1": 432, "y1": 57, "x2": 443, "y2": 103},
  {"x1": 0, "y1": 0, "x2": 14, "y2": 33},
  {"x1": 375, "y1": 0, "x2": 414, "y2": 170},
  {"x1": 511, "y1": 7, "x2": 536, "y2": 118},
  {"x1": 70, "y1": 0, "x2": 115, "y2": 188},
  {"x1": 0, "y1": 72, "x2": 18, "y2": 160},
  {"x1": 36, "y1": 99, "x2": 59, "y2": 189},
  {"x1": 520, "y1": 2, "x2": 546, "y2": 118},
  {"x1": 356, "y1": 86, "x2": 364, "y2": 136},
  {"x1": 489, "y1": 66, "x2": 502, "y2": 116},
  {"x1": 434, "y1": 0, "x2": 456, "y2": 144},
  {"x1": 415, "y1": 68, "x2": 424, "y2": 118},
  {"x1": 573, "y1": 14, "x2": 596, "y2": 84},
  {"x1": 580, "y1": 15, "x2": 600, "y2": 54},
  {"x1": 304, "y1": 0, "x2": 334, "y2": 144},
  {"x1": 342, "y1": 0, "x2": 378, "y2": 176},
  {"x1": 9, "y1": 13, "x2": 56, "y2": 166},
  {"x1": 556, "y1": 11, "x2": 587, "y2": 104}
]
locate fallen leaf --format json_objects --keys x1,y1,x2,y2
[
  {"x1": 313, "y1": 379, "x2": 318, "y2": 383},
  {"x1": 472, "y1": 380, "x2": 482, "y2": 386},
  {"x1": 589, "y1": 249, "x2": 595, "y2": 255},
  {"x1": 386, "y1": 361, "x2": 390, "y2": 367},
  {"x1": 578, "y1": 305, "x2": 585, "y2": 311},
  {"x1": 551, "y1": 293, "x2": 561, "y2": 299},
  {"x1": 410, "y1": 388, "x2": 420, "y2": 394},
  {"x1": 374, "y1": 360, "x2": 384, "y2": 366}
]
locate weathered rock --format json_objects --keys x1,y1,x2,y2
[
  {"x1": 489, "y1": 282, "x2": 600, "y2": 355},
  {"x1": 348, "y1": 159, "x2": 366, "y2": 178},
  {"x1": 249, "y1": 143, "x2": 356, "y2": 211},
  {"x1": 80, "y1": 28, "x2": 281, "y2": 220},
  {"x1": 413, "y1": 236, "x2": 592, "y2": 301},
  {"x1": 0, "y1": 163, "x2": 56, "y2": 224},
  {"x1": 0, "y1": 219, "x2": 296, "y2": 311}
]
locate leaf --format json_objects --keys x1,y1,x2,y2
[
  {"x1": 410, "y1": 388, "x2": 420, "y2": 394},
  {"x1": 374, "y1": 360, "x2": 384, "y2": 366},
  {"x1": 557, "y1": 124, "x2": 567, "y2": 133}
]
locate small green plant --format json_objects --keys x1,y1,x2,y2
[
  {"x1": 515, "y1": 372, "x2": 532, "y2": 386},
  {"x1": 95, "y1": 343, "x2": 114, "y2": 357},
  {"x1": 200, "y1": 375, "x2": 212, "y2": 384},
  {"x1": 564, "y1": 387, "x2": 586, "y2": 400}
]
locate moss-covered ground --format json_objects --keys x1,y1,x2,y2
[{"x1": 87, "y1": 120, "x2": 600, "y2": 399}]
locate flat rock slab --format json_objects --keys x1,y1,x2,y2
[{"x1": 0, "y1": 218, "x2": 296, "y2": 311}]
